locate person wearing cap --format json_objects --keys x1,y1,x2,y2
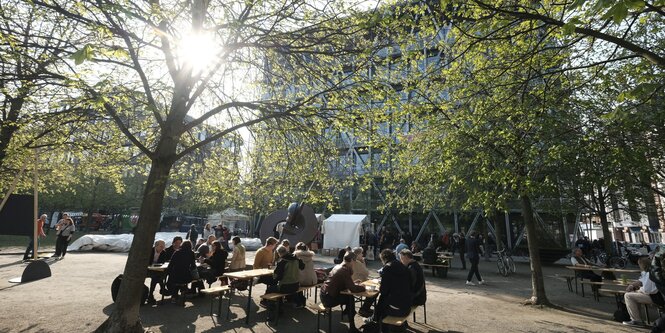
[{"x1": 320, "y1": 252, "x2": 365, "y2": 333}]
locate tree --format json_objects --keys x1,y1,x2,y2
[{"x1": 29, "y1": 0, "x2": 378, "y2": 331}]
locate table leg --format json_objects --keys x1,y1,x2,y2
[{"x1": 246, "y1": 279, "x2": 253, "y2": 324}]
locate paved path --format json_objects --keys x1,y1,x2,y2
[{"x1": 0, "y1": 249, "x2": 648, "y2": 332}]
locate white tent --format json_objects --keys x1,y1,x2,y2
[{"x1": 322, "y1": 214, "x2": 366, "y2": 249}]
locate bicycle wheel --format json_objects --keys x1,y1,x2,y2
[
  {"x1": 608, "y1": 256, "x2": 626, "y2": 269},
  {"x1": 497, "y1": 258, "x2": 506, "y2": 276},
  {"x1": 506, "y1": 256, "x2": 516, "y2": 273},
  {"x1": 609, "y1": 257, "x2": 627, "y2": 269}
]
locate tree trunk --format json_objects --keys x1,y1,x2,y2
[
  {"x1": 95, "y1": 158, "x2": 174, "y2": 333},
  {"x1": 521, "y1": 194, "x2": 551, "y2": 306},
  {"x1": 0, "y1": 96, "x2": 24, "y2": 171},
  {"x1": 596, "y1": 183, "x2": 613, "y2": 255}
]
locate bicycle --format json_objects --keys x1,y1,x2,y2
[
  {"x1": 495, "y1": 248, "x2": 516, "y2": 276},
  {"x1": 595, "y1": 250, "x2": 627, "y2": 269}
]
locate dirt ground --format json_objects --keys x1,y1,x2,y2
[{"x1": 0, "y1": 246, "x2": 651, "y2": 333}]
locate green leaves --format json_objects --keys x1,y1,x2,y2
[
  {"x1": 617, "y1": 83, "x2": 663, "y2": 102},
  {"x1": 562, "y1": 18, "x2": 582, "y2": 35},
  {"x1": 70, "y1": 44, "x2": 95, "y2": 65}
]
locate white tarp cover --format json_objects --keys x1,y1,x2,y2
[
  {"x1": 68, "y1": 232, "x2": 263, "y2": 252},
  {"x1": 322, "y1": 214, "x2": 366, "y2": 250}
]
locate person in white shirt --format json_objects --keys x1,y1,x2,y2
[{"x1": 623, "y1": 257, "x2": 660, "y2": 327}]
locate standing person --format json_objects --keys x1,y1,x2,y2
[
  {"x1": 53, "y1": 215, "x2": 75, "y2": 259},
  {"x1": 400, "y1": 249, "x2": 427, "y2": 307},
  {"x1": 457, "y1": 232, "x2": 467, "y2": 270},
  {"x1": 147, "y1": 239, "x2": 168, "y2": 304},
  {"x1": 229, "y1": 236, "x2": 246, "y2": 271},
  {"x1": 465, "y1": 231, "x2": 485, "y2": 286},
  {"x1": 202, "y1": 223, "x2": 213, "y2": 239},
  {"x1": 319, "y1": 252, "x2": 366, "y2": 333},
  {"x1": 186, "y1": 224, "x2": 198, "y2": 244},
  {"x1": 23, "y1": 214, "x2": 47, "y2": 261}
]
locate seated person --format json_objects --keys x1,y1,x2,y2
[
  {"x1": 400, "y1": 249, "x2": 426, "y2": 307},
  {"x1": 422, "y1": 242, "x2": 438, "y2": 265},
  {"x1": 196, "y1": 242, "x2": 210, "y2": 259},
  {"x1": 320, "y1": 252, "x2": 365, "y2": 333},
  {"x1": 202, "y1": 240, "x2": 228, "y2": 285},
  {"x1": 166, "y1": 240, "x2": 196, "y2": 301},
  {"x1": 274, "y1": 239, "x2": 291, "y2": 262},
  {"x1": 206, "y1": 234, "x2": 216, "y2": 246},
  {"x1": 254, "y1": 237, "x2": 278, "y2": 285},
  {"x1": 229, "y1": 236, "x2": 246, "y2": 271},
  {"x1": 373, "y1": 249, "x2": 413, "y2": 321},
  {"x1": 570, "y1": 248, "x2": 602, "y2": 287},
  {"x1": 335, "y1": 246, "x2": 352, "y2": 264},
  {"x1": 351, "y1": 247, "x2": 369, "y2": 282},
  {"x1": 163, "y1": 236, "x2": 183, "y2": 261},
  {"x1": 623, "y1": 257, "x2": 662, "y2": 327},
  {"x1": 294, "y1": 242, "x2": 318, "y2": 287},
  {"x1": 261, "y1": 245, "x2": 305, "y2": 310},
  {"x1": 147, "y1": 239, "x2": 168, "y2": 304}
]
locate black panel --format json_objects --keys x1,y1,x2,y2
[{"x1": 0, "y1": 194, "x2": 35, "y2": 236}]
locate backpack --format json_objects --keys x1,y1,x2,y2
[
  {"x1": 230, "y1": 278, "x2": 248, "y2": 291},
  {"x1": 613, "y1": 300, "x2": 630, "y2": 322},
  {"x1": 360, "y1": 321, "x2": 380, "y2": 333},
  {"x1": 111, "y1": 274, "x2": 150, "y2": 305}
]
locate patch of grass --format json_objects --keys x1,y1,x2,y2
[{"x1": 0, "y1": 231, "x2": 85, "y2": 248}]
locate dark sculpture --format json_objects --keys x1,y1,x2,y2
[{"x1": 259, "y1": 203, "x2": 318, "y2": 245}]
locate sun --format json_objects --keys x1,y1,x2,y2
[{"x1": 176, "y1": 31, "x2": 219, "y2": 74}]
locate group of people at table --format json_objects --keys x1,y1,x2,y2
[
  {"x1": 146, "y1": 235, "x2": 427, "y2": 332},
  {"x1": 570, "y1": 247, "x2": 665, "y2": 329}
]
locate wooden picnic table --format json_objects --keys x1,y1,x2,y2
[
  {"x1": 565, "y1": 266, "x2": 640, "y2": 296},
  {"x1": 223, "y1": 268, "x2": 274, "y2": 324}
]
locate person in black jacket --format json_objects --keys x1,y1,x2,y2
[
  {"x1": 166, "y1": 240, "x2": 196, "y2": 303},
  {"x1": 202, "y1": 241, "x2": 228, "y2": 285},
  {"x1": 375, "y1": 249, "x2": 413, "y2": 321},
  {"x1": 147, "y1": 239, "x2": 168, "y2": 304},
  {"x1": 400, "y1": 249, "x2": 426, "y2": 306},
  {"x1": 163, "y1": 236, "x2": 183, "y2": 261},
  {"x1": 186, "y1": 224, "x2": 199, "y2": 244},
  {"x1": 465, "y1": 231, "x2": 484, "y2": 285}
]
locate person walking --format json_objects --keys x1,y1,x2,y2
[
  {"x1": 465, "y1": 231, "x2": 485, "y2": 285},
  {"x1": 23, "y1": 214, "x2": 47, "y2": 261},
  {"x1": 185, "y1": 224, "x2": 198, "y2": 244},
  {"x1": 53, "y1": 215, "x2": 75, "y2": 259},
  {"x1": 202, "y1": 223, "x2": 213, "y2": 239}
]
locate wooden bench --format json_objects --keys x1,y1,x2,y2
[
  {"x1": 381, "y1": 305, "x2": 423, "y2": 330},
  {"x1": 201, "y1": 285, "x2": 231, "y2": 318},
  {"x1": 599, "y1": 289, "x2": 665, "y2": 324},
  {"x1": 421, "y1": 262, "x2": 449, "y2": 278},
  {"x1": 308, "y1": 303, "x2": 333, "y2": 333}
]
